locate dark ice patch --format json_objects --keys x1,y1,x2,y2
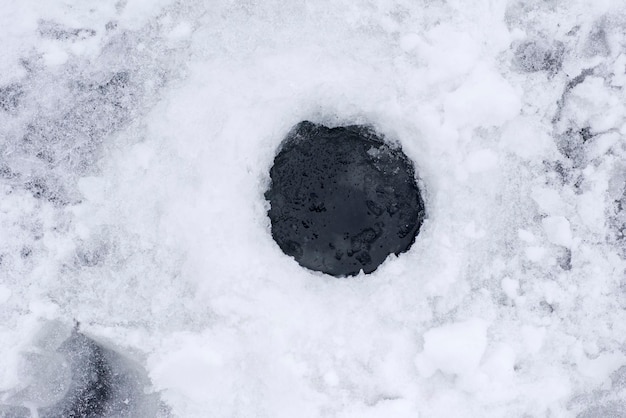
[
  {"x1": 514, "y1": 39, "x2": 564, "y2": 74},
  {"x1": 38, "y1": 20, "x2": 96, "y2": 42},
  {"x1": 573, "y1": 365, "x2": 626, "y2": 417},
  {"x1": 38, "y1": 332, "x2": 113, "y2": 418},
  {"x1": 2, "y1": 21, "x2": 183, "y2": 208},
  {"x1": 611, "y1": 184, "x2": 626, "y2": 257},
  {"x1": 557, "y1": 247, "x2": 572, "y2": 271},
  {"x1": 0, "y1": 405, "x2": 31, "y2": 418},
  {"x1": 20, "y1": 247, "x2": 32, "y2": 259},
  {"x1": 0, "y1": 84, "x2": 23, "y2": 112},
  {"x1": 0, "y1": 165, "x2": 17, "y2": 179},
  {"x1": 585, "y1": 21, "x2": 610, "y2": 57},
  {"x1": 75, "y1": 246, "x2": 106, "y2": 267},
  {"x1": 73, "y1": 231, "x2": 113, "y2": 268},
  {"x1": 36, "y1": 331, "x2": 163, "y2": 418},
  {"x1": 18, "y1": 70, "x2": 135, "y2": 182},
  {"x1": 0, "y1": 326, "x2": 166, "y2": 418},
  {"x1": 555, "y1": 128, "x2": 588, "y2": 165},
  {"x1": 24, "y1": 177, "x2": 68, "y2": 206},
  {"x1": 266, "y1": 121, "x2": 425, "y2": 277},
  {"x1": 577, "y1": 402, "x2": 626, "y2": 418}
]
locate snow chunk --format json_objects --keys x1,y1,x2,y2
[
  {"x1": 482, "y1": 343, "x2": 516, "y2": 382},
  {"x1": 323, "y1": 370, "x2": 340, "y2": 387},
  {"x1": 399, "y1": 32, "x2": 421, "y2": 52},
  {"x1": 517, "y1": 229, "x2": 536, "y2": 243},
  {"x1": 521, "y1": 326, "x2": 546, "y2": 355},
  {"x1": 542, "y1": 216, "x2": 572, "y2": 248},
  {"x1": 42, "y1": 42, "x2": 69, "y2": 67},
  {"x1": 531, "y1": 186, "x2": 566, "y2": 216},
  {"x1": 120, "y1": 0, "x2": 179, "y2": 30},
  {"x1": 463, "y1": 221, "x2": 486, "y2": 239},
  {"x1": 415, "y1": 319, "x2": 488, "y2": 378},
  {"x1": 566, "y1": 76, "x2": 625, "y2": 133},
  {"x1": 578, "y1": 352, "x2": 626, "y2": 386},
  {"x1": 577, "y1": 189, "x2": 606, "y2": 231},
  {"x1": 466, "y1": 149, "x2": 498, "y2": 173},
  {"x1": 151, "y1": 342, "x2": 225, "y2": 405},
  {"x1": 501, "y1": 277, "x2": 519, "y2": 300},
  {"x1": 444, "y1": 63, "x2": 521, "y2": 129},
  {"x1": 525, "y1": 246, "x2": 547, "y2": 262},
  {"x1": 418, "y1": 25, "x2": 480, "y2": 83},
  {"x1": 0, "y1": 285, "x2": 11, "y2": 304},
  {"x1": 167, "y1": 21, "x2": 193, "y2": 41},
  {"x1": 77, "y1": 177, "x2": 107, "y2": 202},
  {"x1": 501, "y1": 117, "x2": 557, "y2": 160}
]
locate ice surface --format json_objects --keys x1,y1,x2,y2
[{"x1": 1, "y1": 0, "x2": 625, "y2": 417}]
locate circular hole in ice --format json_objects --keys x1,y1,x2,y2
[{"x1": 265, "y1": 121, "x2": 425, "y2": 277}]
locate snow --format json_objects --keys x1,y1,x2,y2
[
  {"x1": 0, "y1": 285, "x2": 11, "y2": 305},
  {"x1": 501, "y1": 277, "x2": 519, "y2": 300},
  {"x1": 443, "y1": 63, "x2": 522, "y2": 129},
  {"x1": 1, "y1": 0, "x2": 626, "y2": 417},
  {"x1": 542, "y1": 216, "x2": 573, "y2": 248},
  {"x1": 465, "y1": 149, "x2": 499, "y2": 173},
  {"x1": 415, "y1": 318, "x2": 488, "y2": 378}
]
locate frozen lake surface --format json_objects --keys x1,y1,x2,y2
[{"x1": 1, "y1": 0, "x2": 625, "y2": 416}]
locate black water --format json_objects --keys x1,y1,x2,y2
[{"x1": 266, "y1": 121, "x2": 425, "y2": 277}]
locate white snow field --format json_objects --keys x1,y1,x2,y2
[{"x1": 1, "y1": 0, "x2": 625, "y2": 416}]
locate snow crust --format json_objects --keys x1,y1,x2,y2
[{"x1": 1, "y1": 0, "x2": 625, "y2": 416}]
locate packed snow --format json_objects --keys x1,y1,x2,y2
[{"x1": 1, "y1": 0, "x2": 625, "y2": 416}]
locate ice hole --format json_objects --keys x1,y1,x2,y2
[{"x1": 265, "y1": 121, "x2": 425, "y2": 277}]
